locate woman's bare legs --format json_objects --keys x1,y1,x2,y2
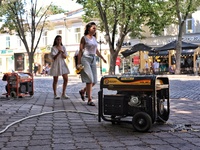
[
  {"x1": 80, "y1": 83, "x2": 95, "y2": 95},
  {"x1": 53, "y1": 76, "x2": 59, "y2": 96},
  {"x1": 86, "y1": 83, "x2": 93, "y2": 101},
  {"x1": 80, "y1": 87, "x2": 86, "y2": 93},
  {"x1": 79, "y1": 83, "x2": 95, "y2": 104},
  {"x1": 85, "y1": 83, "x2": 95, "y2": 106},
  {"x1": 62, "y1": 74, "x2": 68, "y2": 96}
]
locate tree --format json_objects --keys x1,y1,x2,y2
[
  {"x1": 48, "y1": 5, "x2": 67, "y2": 14},
  {"x1": 0, "y1": 0, "x2": 52, "y2": 73},
  {"x1": 169, "y1": 0, "x2": 200, "y2": 74},
  {"x1": 76, "y1": 0, "x2": 175, "y2": 74}
]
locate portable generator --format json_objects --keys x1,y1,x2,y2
[
  {"x1": 98, "y1": 75, "x2": 170, "y2": 132},
  {"x1": 2, "y1": 72, "x2": 34, "y2": 98}
]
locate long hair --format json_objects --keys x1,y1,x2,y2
[
  {"x1": 84, "y1": 22, "x2": 96, "y2": 36},
  {"x1": 53, "y1": 35, "x2": 63, "y2": 46}
]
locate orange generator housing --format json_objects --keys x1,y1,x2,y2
[{"x1": 2, "y1": 72, "x2": 34, "y2": 98}]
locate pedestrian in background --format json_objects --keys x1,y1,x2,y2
[
  {"x1": 49, "y1": 35, "x2": 70, "y2": 99},
  {"x1": 33, "y1": 63, "x2": 39, "y2": 76},
  {"x1": 45, "y1": 63, "x2": 50, "y2": 75},
  {"x1": 145, "y1": 61, "x2": 149, "y2": 74},
  {"x1": 153, "y1": 60, "x2": 159, "y2": 74},
  {"x1": 77, "y1": 22, "x2": 106, "y2": 106}
]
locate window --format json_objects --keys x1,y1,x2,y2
[
  {"x1": 186, "y1": 15, "x2": 193, "y2": 34},
  {"x1": 42, "y1": 31, "x2": 48, "y2": 46},
  {"x1": 56, "y1": 30, "x2": 62, "y2": 35},
  {"x1": 75, "y1": 28, "x2": 81, "y2": 43},
  {"x1": 17, "y1": 37, "x2": 22, "y2": 47},
  {"x1": 6, "y1": 37, "x2": 10, "y2": 48}
]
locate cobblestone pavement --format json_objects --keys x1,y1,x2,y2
[{"x1": 0, "y1": 75, "x2": 200, "y2": 150}]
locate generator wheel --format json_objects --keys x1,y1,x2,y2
[
  {"x1": 29, "y1": 91, "x2": 34, "y2": 96},
  {"x1": 132, "y1": 112, "x2": 152, "y2": 132},
  {"x1": 10, "y1": 91, "x2": 17, "y2": 98}
]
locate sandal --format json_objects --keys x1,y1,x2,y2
[
  {"x1": 54, "y1": 95, "x2": 60, "y2": 99},
  {"x1": 61, "y1": 94, "x2": 70, "y2": 99},
  {"x1": 79, "y1": 90, "x2": 85, "y2": 101},
  {"x1": 87, "y1": 101, "x2": 95, "y2": 106}
]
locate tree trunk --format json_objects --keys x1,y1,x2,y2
[
  {"x1": 175, "y1": 43, "x2": 181, "y2": 74},
  {"x1": 28, "y1": 52, "x2": 34, "y2": 74},
  {"x1": 109, "y1": 51, "x2": 118, "y2": 75},
  {"x1": 175, "y1": 24, "x2": 184, "y2": 74}
]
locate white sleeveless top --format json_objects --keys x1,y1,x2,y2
[{"x1": 83, "y1": 36, "x2": 98, "y2": 55}]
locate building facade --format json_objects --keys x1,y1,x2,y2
[
  {"x1": 121, "y1": 7, "x2": 200, "y2": 74},
  {"x1": 0, "y1": 7, "x2": 200, "y2": 75},
  {"x1": 0, "y1": 9, "x2": 110, "y2": 75}
]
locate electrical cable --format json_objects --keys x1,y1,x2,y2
[{"x1": 0, "y1": 110, "x2": 98, "y2": 134}]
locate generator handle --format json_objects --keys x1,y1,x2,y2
[{"x1": 98, "y1": 90, "x2": 103, "y2": 122}]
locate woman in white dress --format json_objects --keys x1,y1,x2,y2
[{"x1": 49, "y1": 35, "x2": 70, "y2": 99}]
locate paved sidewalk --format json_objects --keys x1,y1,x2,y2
[{"x1": 0, "y1": 75, "x2": 200, "y2": 150}]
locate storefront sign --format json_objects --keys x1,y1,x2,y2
[
  {"x1": 116, "y1": 56, "x2": 121, "y2": 66},
  {"x1": 182, "y1": 36, "x2": 200, "y2": 43},
  {"x1": 133, "y1": 56, "x2": 140, "y2": 65},
  {"x1": 0, "y1": 49, "x2": 13, "y2": 54},
  {"x1": 1, "y1": 50, "x2": 6, "y2": 54},
  {"x1": 14, "y1": 53, "x2": 24, "y2": 71}
]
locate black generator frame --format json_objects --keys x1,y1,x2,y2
[{"x1": 98, "y1": 75, "x2": 170, "y2": 132}]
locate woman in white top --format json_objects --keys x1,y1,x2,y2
[
  {"x1": 77, "y1": 22, "x2": 106, "y2": 106},
  {"x1": 49, "y1": 35, "x2": 70, "y2": 99}
]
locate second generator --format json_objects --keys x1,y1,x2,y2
[{"x1": 2, "y1": 72, "x2": 34, "y2": 98}]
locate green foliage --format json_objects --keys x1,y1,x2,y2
[
  {"x1": 143, "y1": 0, "x2": 176, "y2": 35},
  {"x1": 0, "y1": 0, "x2": 26, "y2": 34},
  {"x1": 76, "y1": 0, "x2": 178, "y2": 74},
  {"x1": 169, "y1": 0, "x2": 200, "y2": 14},
  {"x1": 76, "y1": 0, "x2": 199, "y2": 40},
  {"x1": 76, "y1": 0, "x2": 200, "y2": 74},
  {"x1": 168, "y1": 0, "x2": 200, "y2": 74},
  {"x1": 40, "y1": 4, "x2": 67, "y2": 16},
  {"x1": 0, "y1": 0, "x2": 51, "y2": 73},
  {"x1": 76, "y1": 0, "x2": 175, "y2": 38},
  {"x1": 49, "y1": 5, "x2": 67, "y2": 14}
]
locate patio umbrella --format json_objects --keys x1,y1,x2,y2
[
  {"x1": 121, "y1": 43, "x2": 152, "y2": 57},
  {"x1": 148, "y1": 49, "x2": 195, "y2": 56},
  {"x1": 148, "y1": 50, "x2": 168, "y2": 56},
  {"x1": 155, "y1": 40, "x2": 199, "y2": 51}
]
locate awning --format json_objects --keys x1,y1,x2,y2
[
  {"x1": 148, "y1": 51, "x2": 168, "y2": 56},
  {"x1": 181, "y1": 49, "x2": 195, "y2": 55},
  {"x1": 155, "y1": 40, "x2": 199, "y2": 51},
  {"x1": 148, "y1": 49, "x2": 195, "y2": 56},
  {"x1": 121, "y1": 43, "x2": 152, "y2": 57}
]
